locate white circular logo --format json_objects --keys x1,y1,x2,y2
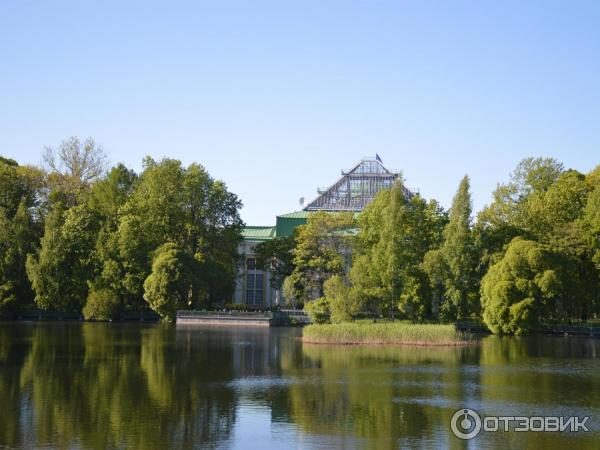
[{"x1": 451, "y1": 408, "x2": 482, "y2": 440}]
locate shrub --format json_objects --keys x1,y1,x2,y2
[
  {"x1": 324, "y1": 275, "x2": 359, "y2": 323},
  {"x1": 304, "y1": 297, "x2": 330, "y2": 324},
  {"x1": 83, "y1": 288, "x2": 120, "y2": 321}
]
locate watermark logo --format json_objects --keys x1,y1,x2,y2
[
  {"x1": 451, "y1": 409, "x2": 482, "y2": 439},
  {"x1": 450, "y1": 409, "x2": 590, "y2": 440}
]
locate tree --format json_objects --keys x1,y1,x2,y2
[
  {"x1": 0, "y1": 202, "x2": 37, "y2": 315},
  {"x1": 480, "y1": 238, "x2": 563, "y2": 335},
  {"x1": 350, "y1": 181, "x2": 438, "y2": 321},
  {"x1": 289, "y1": 211, "x2": 355, "y2": 303},
  {"x1": 422, "y1": 248, "x2": 447, "y2": 318},
  {"x1": 349, "y1": 190, "x2": 390, "y2": 315},
  {"x1": 87, "y1": 164, "x2": 138, "y2": 309},
  {"x1": 0, "y1": 158, "x2": 45, "y2": 316},
  {"x1": 477, "y1": 157, "x2": 564, "y2": 244},
  {"x1": 0, "y1": 159, "x2": 46, "y2": 219},
  {"x1": 44, "y1": 137, "x2": 107, "y2": 206},
  {"x1": 583, "y1": 182, "x2": 600, "y2": 269},
  {"x1": 88, "y1": 163, "x2": 137, "y2": 223},
  {"x1": 524, "y1": 170, "x2": 589, "y2": 240},
  {"x1": 26, "y1": 204, "x2": 100, "y2": 312},
  {"x1": 143, "y1": 243, "x2": 194, "y2": 321},
  {"x1": 117, "y1": 158, "x2": 243, "y2": 306},
  {"x1": 438, "y1": 176, "x2": 478, "y2": 320},
  {"x1": 474, "y1": 158, "x2": 567, "y2": 300},
  {"x1": 255, "y1": 235, "x2": 296, "y2": 291}
]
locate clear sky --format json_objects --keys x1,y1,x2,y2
[{"x1": 1, "y1": 1, "x2": 599, "y2": 225}]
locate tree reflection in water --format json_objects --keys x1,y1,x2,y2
[{"x1": 1, "y1": 324, "x2": 600, "y2": 450}]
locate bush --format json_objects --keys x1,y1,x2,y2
[
  {"x1": 324, "y1": 275, "x2": 358, "y2": 323},
  {"x1": 83, "y1": 288, "x2": 120, "y2": 321},
  {"x1": 0, "y1": 282, "x2": 17, "y2": 318},
  {"x1": 304, "y1": 297, "x2": 330, "y2": 324}
]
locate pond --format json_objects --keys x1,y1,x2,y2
[{"x1": 0, "y1": 322, "x2": 599, "y2": 449}]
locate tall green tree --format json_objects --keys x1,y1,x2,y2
[
  {"x1": 288, "y1": 211, "x2": 355, "y2": 303},
  {"x1": 351, "y1": 181, "x2": 440, "y2": 321},
  {"x1": 0, "y1": 158, "x2": 46, "y2": 316},
  {"x1": 349, "y1": 190, "x2": 390, "y2": 315},
  {"x1": 27, "y1": 204, "x2": 101, "y2": 312},
  {"x1": 87, "y1": 164, "x2": 138, "y2": 309},
  {"x1": 582, "y1": 179, "x2": 600, "y2": 269},
  {"x1": 438, "y1": 176, "x2": 478, "y2": 320}
]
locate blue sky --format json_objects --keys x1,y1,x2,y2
[{"x1": 1, "y1": 1, "x2": 599, "y2": 225}]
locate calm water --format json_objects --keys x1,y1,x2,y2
[{"x1": 1, "y1": 323, "x2": 600, "y2": 449}]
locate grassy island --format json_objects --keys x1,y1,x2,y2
[{"x1": 302, "y1": 322, "x2": 471, "y2": 346}]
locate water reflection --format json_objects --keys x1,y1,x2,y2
[{"x1": 0, "y1": 323, "x2": 599, "y2": 449}]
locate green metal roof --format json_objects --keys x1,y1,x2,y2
[
  {"x1": 242, "y1": 226, "x2": 276, "y2": 241},
  {"x1": 243, "y1": 211, "x2": 361, "y2": 242}
]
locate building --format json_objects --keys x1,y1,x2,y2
[{"x1": 233, "y1": 156, "x2": 405, "y2": 307}]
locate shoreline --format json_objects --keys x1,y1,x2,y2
[{"x1": 2, "y1": 317, "x2": 600, "y2": 339}]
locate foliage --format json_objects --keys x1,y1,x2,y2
[
  {"x1": 421, "y1": 248, "x2": 446, "y2": 319},
  {"x1": 289, "y1": 211, "x2": 355, "y2": 302},
  {"x1": 350, "y1": 181, "x2": 443, "y2": 321},
  {"x1": 118, "y1": 158, "x2": 242, "y2": 306},
  {"x1": 44, "y1": 137, "x2": 107, "y2": 206},
  {"x1": 19, "y1": 144, "x2": 242, "y2": 318},
  {"x1": 87, "y1": 164, "x2": 138, "y2": 306},
  {"x1": 437, "y1": 176, "x2": 478, "y2": 320},
  {"x1": 304, "y1": 297, "x2": 330, "y2": 324},
  {"x1": 282, "y1": 276, "x2": 298, "y2": 307},
  {"x1": 0, "y1": 159, "x2": 46, "y2": 316},
  {"x1": 478, "y1": 157, "x2": 563, "y2": 232},
  {"x1": 2, "y1": 143, "x2": 600, "y2": 332},
  {"x1": 525, "y1": 170, "x2": 589, "y2": 240},
  {"x1": 480, "y1": 238, "x2": 563, "y2": 335},
  {"x1": 322, "y1": 275, "x2": 359, "y2": 323},
  {"x1": 83, "y1": 288, "x2": 120, "y2": 320},
  {"x1": 27, "y1": 204, "x2": 101, "y2": 312},
  {"x1": 254, "y1": 235, "x2": 296, "y2": 290},
  {"x1": 143, "y1": 243, "x2": 195, "y2": 322}
]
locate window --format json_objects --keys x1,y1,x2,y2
[
  {"x1": 254, "y1": 273, "x2": 264, "y2": 305},
  {"x1": 244, "y1": 261, "x2": 264, "y2": 306}
]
